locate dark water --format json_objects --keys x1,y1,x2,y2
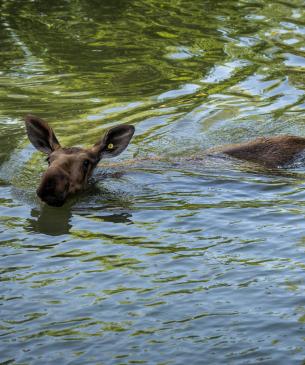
[{"x1": 1, "y1": 1, "x2": 305, "y2": 364}]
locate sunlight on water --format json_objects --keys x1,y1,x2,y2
[{"x1": 1, "y1": 1, "x2": 305, "y2": 364}]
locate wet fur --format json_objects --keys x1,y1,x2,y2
[
  {"x1": 26, "y1": 114, "x2": 305, "y2": 205},
  {"x1": 208, "y1": 135, "x2": 305, "y2": 168},
  {"x1": 102, "y1": 136, "x2": 305, "y2": 169},
  {"x1": 25, "y1": 115, "x2": 135, "y2": 206}
]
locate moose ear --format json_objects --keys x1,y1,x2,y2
[
  {"x1": 25, "y1": 115, "x2": 61, "y2": 154},
  {"x1": 91, "y1": 124, "x2": 135, "y2": 160}
]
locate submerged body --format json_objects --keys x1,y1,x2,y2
[
  {"x1": 25, "y1": 115, "x2": 305, "y2": 206},
  {"x1": 210, "y1": 135, "x2": 305, "y2": 168},
  {"x1": 104, "y1": 135, "x2": 305, "y2": 170}
]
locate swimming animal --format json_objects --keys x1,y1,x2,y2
[
  {"x1": 25, "y1": 115, "x2": 134, "y2": 206},
  {"x1": 25, "y1": 115, "x2": 305, "y2": 206}
]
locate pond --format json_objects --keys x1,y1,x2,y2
[{"x1": 1, "y1": 0, "x2": 305, "y2": 364}]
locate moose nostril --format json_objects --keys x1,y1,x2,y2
[
  {"x1": 43, "y1": 196, "x2": 65, "y2": 207},
  {"x1": 36, "y1": 172, "x2": 69, "y2": 206},
  {"x1": 37, "y1": 190, "x2": 67, "y2": 207},
  {"x1": 37, "y1": 179, "x2": 55, "y2": 199}
]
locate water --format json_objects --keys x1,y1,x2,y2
[{"x1": 1, "y1": 0, "x2": 305, "y2": 364}]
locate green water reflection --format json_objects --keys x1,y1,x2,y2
[{"x1": 2, "y1": 1, "x2": 305, "y2": 364}]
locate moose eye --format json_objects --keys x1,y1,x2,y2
[{"x1": 83, "y1": 159, "x2": 90, "y2": 172}]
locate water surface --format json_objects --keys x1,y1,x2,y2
[{"x1": 1, "y1": 1, "x2": 305, "y2": 364}]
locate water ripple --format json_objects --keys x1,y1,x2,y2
[{"x1": 2, "y1": 1, "x2": 305, "y2": 364}]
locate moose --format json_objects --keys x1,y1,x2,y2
[
  {"x1": 25, "y1": 115, "x2": 135, "y2": 207},
  {"x1": 25, "y1": 115, "x2": 305, "y2": 207}
]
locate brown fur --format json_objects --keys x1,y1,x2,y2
[
  {"x1": 102, "y1": 135, "x2": 305, "y2": 169},
  {"x1": 25, "y1": 114, "x2": 305, "y2": 206},
  {"x1": 25, "y1": 115, "x2": 135, "y2": 206},
  {"x1": 41, "y1": 149, "x2": 98, "y2": 196},
  {"x1": 208, "y1": 135, "x2": 305, "y2": 168}
]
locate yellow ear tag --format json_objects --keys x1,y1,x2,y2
[{"x1": 108, "y1": 143, "x2": 114, "y2": 150}]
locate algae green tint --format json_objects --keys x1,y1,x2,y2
[{"x1": 1, "y1": 1, "x2": 305, "y2": 364}]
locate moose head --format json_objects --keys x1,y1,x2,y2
[{"x1": 25, "y1": 115, "x2": 135, "y2": 207}]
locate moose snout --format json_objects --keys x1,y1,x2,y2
[{"x1": 37, "y1": 169, "x2": 70, "y2": 207}]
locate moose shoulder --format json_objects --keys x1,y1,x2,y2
[
  {"x1": 25, "y1": 115, "x2": 135, "y2": 207},
  {"x1": 209, "y1": 135, "x2": 305, "y2": 168}
]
